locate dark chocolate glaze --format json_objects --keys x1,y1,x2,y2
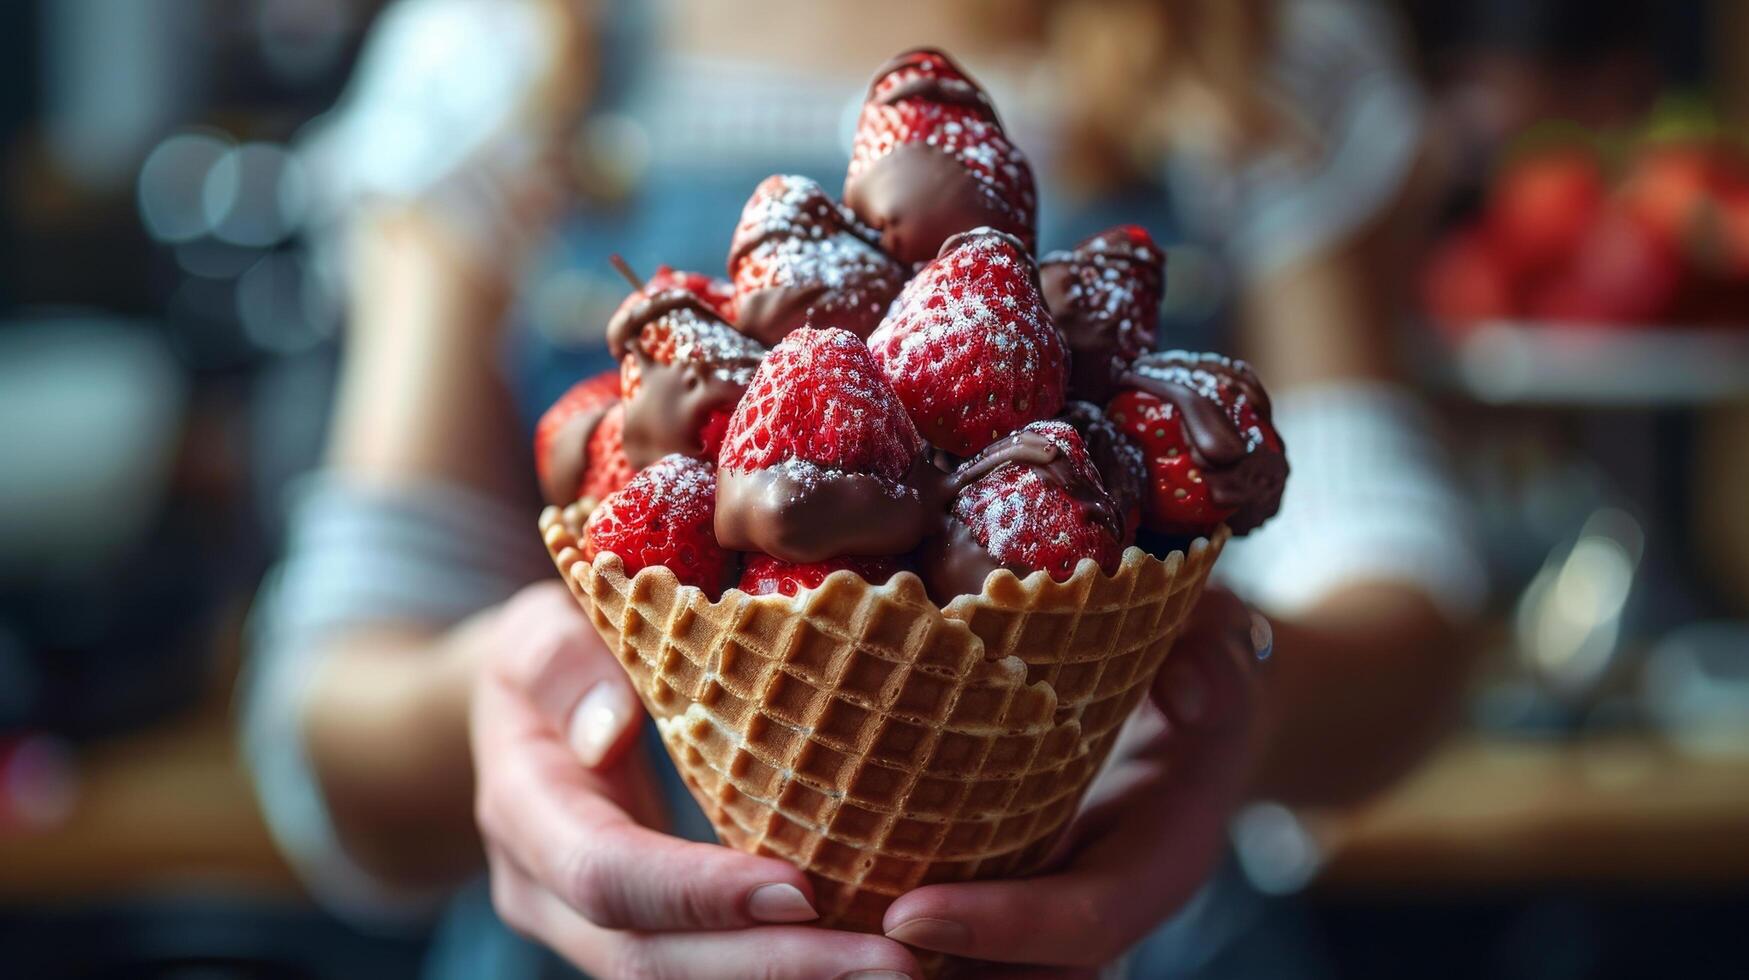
[
  {"x1": 1120, "y1": 352, "x2": 1287, "y2": 535},
  {"x1": 605, "y1": 288, "x2": 727, "y2": 360},
  {"x1": 844, "y1": 142, "x2": 1028, "y2": 268},
  {"x1": 1059, "y1": 401, "x2": 1146, "y2": 538},
  {"x1": 714, "y1": 455, "x2": 947, "y2": 563},
  {"x1": 1040, "y1": 229, "x2": 1166, "y2": 403},
  {"x1": 539, "y1": 401, "x2": 614, "y2": 506}
]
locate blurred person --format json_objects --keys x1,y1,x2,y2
[{"x1": 244, "y1": 0, "x2": 1484, "y2": 977}]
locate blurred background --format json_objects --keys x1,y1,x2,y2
[{"x1": 2, "y1": 0, "x2": 1747, "y2": 977}]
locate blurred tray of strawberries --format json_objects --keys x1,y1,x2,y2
[{"x1": 1422, "y1": 106, "x2": 1749, "y2": 404}]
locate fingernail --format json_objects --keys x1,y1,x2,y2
[
  {"x1": 836, "y1": 972, "x2": 911, "y2": 980},
  {"x1": 1164, "y1": 657, "x2": 1207, "y2": 726},
  {"x1": 567, "y1": 682, "x2": 632, "y2": 766},
  {"x1": 746, "y1": 882, "x2": 817, "y2": 923},
  {"x1": 1250, "y1": 610, "x2": 1274, "y2": 662},
  {"x1": 885, "y1": 916, "x2": 970, "y2": 952}
]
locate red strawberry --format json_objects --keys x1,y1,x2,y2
[
  {"x1": 643, "y1": 265, "x2": 737, "y2": 322},
  {"x1": 583, "y1": 454, "x2": 732, "y2": 592},
  {"x1": 727, "y1": 175, "x2": 906, "y2": 346},
  {"x1": 1529, "y1": 209, "x2": 1681, "y2": 326},
  {"x1": 533, "y1": 369, "x2": 620, "y2": 506},
  {"x1": 1421, "y1": 223, "x2": 1517, "y2": 336},
  {"x1": 1107, "y1": 352, "x2": 1286, "y2": 537},
  {"x1": 738, "y1": 554, "x2": 904, "y2": 597},
  {"x1": 715, "y1": 327, "x2": 931, "y2": 562},
  {"x1": 578, "y1": 402, "x2": 635, "y2": 502},
  {"x1": 867, "y1": 228, "x2": 1067, "y2": 457},
  {"x1": 719, "y1": 326, "x2": 921, "y2": 480},
  {"x1": 609, "y1": 279, "x2": 766, "y2": 470},
  {"x1": 1039, "y1": 225, "x2": 1166, "y2": 402},
  {"x1": 844, "y1": 48, "x2": 1037, "y2": 265},
  {"x1": 923, "y1": 420, "x2": 1122, "y2": 600},
  {"x1": 1489, "y1": 144, "x2": 1605, "y2": 278}
]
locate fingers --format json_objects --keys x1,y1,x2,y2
[
  {"x1": 493, "y1": 581, "x2": 642, "y2": 767},
  {"x1": 883, "y1": 772, "x2": 1228, "y2": 967},
  {"x1": 883, "y1": 697, "x2": 1246, "y2": 969},
  {"x1": 491, "y1": 856, "x2": 921, "y2": 980},
  {"x1": 1153, "y1": 587, "x2": 1266, "y2": 756},
  {"x1": 474, "y1": 659, "x2": 821, "y2": 932}
]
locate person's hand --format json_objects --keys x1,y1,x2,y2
[
  {"x1": 880, "y1": 588, "x2": 1269, "y2": 978},
  {"x1": 473, "y1": 582, "x2": 922, "y2": 979}
]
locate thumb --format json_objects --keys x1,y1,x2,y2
[{"x1": 494, "y1": 581, "x2": 644, "y2": 768}]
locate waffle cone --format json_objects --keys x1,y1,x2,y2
[{"x1": 540, "y1": 502, "x2": 1226, "y2": 933}]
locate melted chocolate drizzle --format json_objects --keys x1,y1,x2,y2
[{"x1": 1120, "y1": 352, "x2": 1287, "y2": 534}]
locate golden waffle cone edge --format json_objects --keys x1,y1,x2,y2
[{"x1": 540, "y1": 501, "x2": 1227, "y2": 933}]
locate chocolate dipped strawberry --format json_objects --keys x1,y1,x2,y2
[
  {"x1": 1040, "y1": 225, "x2": 1166, "y2": 402},
  {"x1": 844, "y1": 48, "x2": 1037, "y2": 266},
  {"x1": 608, "y1": 275, "x2": 766, "y2": 470},
  {"x1": 1059, "y1": 400, "x2": 1147, "y2": 543},
  {"x1": 921, "y1": 419, "x2": 1123, "y2": 602},
  {"x1": 1106, "y1": 351, "x2": 1287, "y2": 537},
  {"x1": 533, "y1": 369, "x2": 621, "y2": 506},
  {"x1": 714, "y1": 326, "x2": 933, "y2": 563},
  {"x1": 867, "y1": 227, "x2": 1067, "y2": 457},
  {"x1": 727, "y1": 175, "x2": 906, "y2": 346}
]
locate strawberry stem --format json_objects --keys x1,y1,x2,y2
[{"x1": 609, "y1": 254, "x2": 644, "y2": 291}]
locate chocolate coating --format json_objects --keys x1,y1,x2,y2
[
  {"x1": 714, "y1": 457, "x2": 945, "y2": 563},
  {"x1": 1121, "y1": 352, "x2": 1288, "y2": 534},
  {"x1": 539, "y1": 401, "x2": 614, "y2": 506},
  {"x1": 1040, "y1": 229, "x2": 1166, "y2": 403},
  {"x1": 844, "y1": 142, "x2": 1028, "y2": 268}
]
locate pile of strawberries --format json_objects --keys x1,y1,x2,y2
[
  {"x1": 536, "y1": 49, "x2": 1287, "y2": 603},
  {"x1": 1423, "y1": 132, "x2": 1749, "y2": 333}
]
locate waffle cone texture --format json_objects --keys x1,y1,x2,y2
[{"x1": 540, "y1": 502, "x2": 1227, "y2": 932}]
